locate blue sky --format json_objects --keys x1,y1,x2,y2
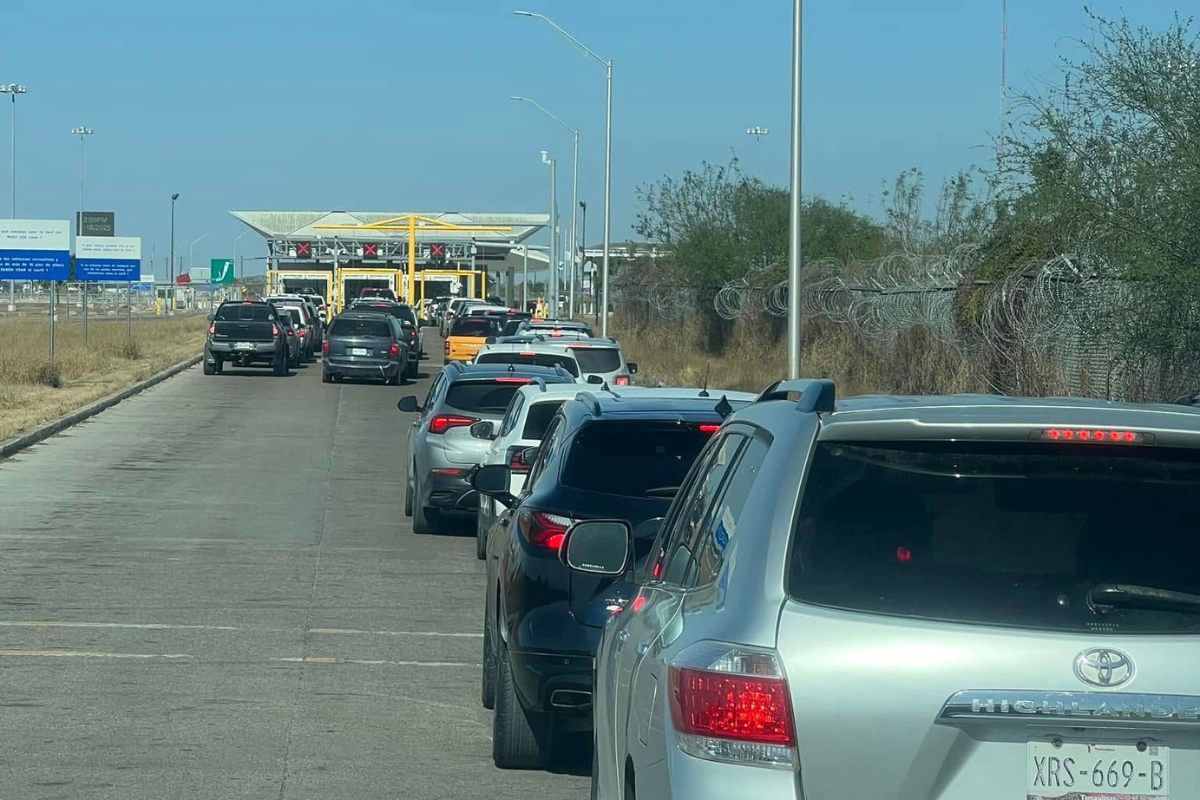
[{"x1": 0, "y1": 0, "x2": 1185, "y2": 275}]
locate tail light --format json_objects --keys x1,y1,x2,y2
[
  {"x1": 286, "y1": 329, "x2": 294, "y2": 337},
  {"x1": 298, "y1": 328, "x2": 306, "y2": 337},
  {"x1": 445, "y1": 340, "x2": 451, "y2": 356},
  {"x1": 615, "y1": 376, "x2": 631, "y2": 386},
  {"x1": 272, "y1": 324, "x2": 279, "y2": 337},
  {"x1": 517, "y1": 509, "x2": 574, "y2": 551},
  {"x1": 208, "y1": 324, "x2": 215, "y2": 336},
  {"x1": 322, "y1": 340, "x2": 330, "y2": 355},
  {"x1": 495, "y1": 377, "x2": 532, "y2": 384},
  {"x1": 389, "y1": 342, "x2": 400, "y2": 358},
  {"x1": 506, "y1": 446, "x2": 531, "y2": 474},
  {"x1": 698, "y1": 424, "x2": 720, "y2": 434},
  {"x1": 428, "y1": 414, "x2": 477, "y2": 434},
  {"x1": 669, "y1": 642, "x2": 797, "y2": 770}
]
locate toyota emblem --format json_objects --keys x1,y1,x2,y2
[{"x1": 1074, "y1": 648, "x2": 1135, "y2": 688}]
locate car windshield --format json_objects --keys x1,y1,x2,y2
[
  {"x1": 561, "y1": 421, "x2": 713, "y2": 498},
  {"x1": 522, "y1": 401, "x2": 565, "y2": 439},
  {"x1": 215, "y1": 304, "x2": 274, "y2": 322},
  {"x1": 569, "y1": 347, "x2": 621, "y2": 373},
  {"x1": 445, "y1": 381, "x2": 526, "y2": 414},
  {"x1": 327, "y1": 318, "x2": 391, "y2": 338},
  {"x1": 279, "y1": 309, "x2": 301, "y2": 326},
  {"x1": 476, "y1": 352, "x2": 579, "y2": 377},
  {"x1": 450, "y1": 318, "x2": 501, "y2": 337},
  {"x1": 790, "y1": 441, "x2": 1200, "y2": 634}
]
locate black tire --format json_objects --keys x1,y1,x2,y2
[
  {"x1": 203, "y1": 355, "x2": 216, "y2": 375},
  {"x1": 481, "y1": 608, "x2": 497, "y2": 709},
  {"x1": 413, "y1": 503, "x2": 438, "y2": 535},
  {"x1": 493, "y1": 642, "x2": 547, "y2": 770},
  {"x1": 273, "y1": 352, "x2": 288, "y2": 377},
  {"x1": 332, "y1": 374, "x2": 342, "y2": 383},
  {"x1": 476, "y1": 511, "x2": 488, "y2": 560},
  {"x1": 214, "y1": 358, "x2": 223, "y2": 374},
  {"x1": 322, "y1": 371, "x2": 333, "y2": 384},
  {"x1": 404, "y1": 475, "x2": 414, "y2": 517},
  {"x1": 590, "y1": 734, "x2": 599, "y2": 800},
  {"x1": 290, "y1": 349, "x2": 300, "y2": 368},
  {"x1": 387, "y1": 370, "x2": 401, "y2": 386}
]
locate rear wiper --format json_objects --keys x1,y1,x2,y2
[{"x1": 1087, "y1": 582, "x2": 1200, "y2": 615}]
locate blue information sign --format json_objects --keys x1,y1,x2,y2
[
  {"x1": 76, "y1": 258, "x2": 140, "y2": 281},
  {"x1": 0, "y1": 220, "x2": 72, "y2": 280}
]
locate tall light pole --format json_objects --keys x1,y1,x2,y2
[
  {"x1": 2, "y1": 83, "x2": 26, "y2": 313},
  {"x1": 234, "y1": 229, "x2": 251, "y2": 284},
  {"x1": 787, "y1": 0, "x2": 803, "y2": 378},
  {"x1": 188, "y1": 233, "x2": 210, "y2": 273},
  {"x1": 511, "y1": 96, "x2": 578, "y2": 319},
  {"x1": 72, "y1": 126, "x2": 94, "y2": 342},
  {"x1": 514, "y1": 11, "x2": 612, "y2": 335},
  {"x1": 169, "y1": 193, "x2": 179, "y2": 314},
  {"x1": 541, "y1": 150, "x2": 558, "y2": 318}
]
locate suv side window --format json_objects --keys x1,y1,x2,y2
[
  {"x1": 659, "y1": 433, "x2": 747, "y2": 589},
  {"x1": 691, "y1": 435, "x2": 769, "y2": 587},
  {"x1": 498, "y1": 393, "x2": 525, "y2": 438},
  {"x1": 523, "y1": 415, "x2": 563, "y2": 494},
  {"x1": 422, "y1": 373, "x2": 445, "y2": 414}
]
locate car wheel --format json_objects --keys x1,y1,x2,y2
[
  {"x1": 273, "y1": 352, "x2": 288, "y2": 377},
  {"x1": 476, "y1": 515, "x2": 487, "y2": 560},
  {"x1": 387, "y1": 370, "x2": 401, "y2": 386},
  {"x1": 203, "y1": 355, "x2": 216, "y2": 375},
  {"x1": 492, "y1": 642, "x2": 547, "y2": 770},
  {"x1": 481, "y1": 607, "x2": 497, "y2": 709},
  {"x1": 413, "y1": 503, "x2": 438, "y2": 535},
  {"x1": 404, "y1": 476, "x2": 414, "y2": 517},
  {"x1": 214, "y1": 358, "x2": 223, "y2": 374},
  {"x1": 322, "y1": 371, "x2": 332, "y2": 384}
]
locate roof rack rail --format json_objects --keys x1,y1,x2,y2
[
  {"x1": 756, "y1": 378, "x2": 836, "y2": 414},
  {"x1": 529, "y1": 376, "x2": 548, "y2": 392},
  {"x1": 574, "y1": 391, "x2": 603, "y2": 416}
]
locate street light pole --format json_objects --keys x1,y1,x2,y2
[
  {"x1": 787, "y1": 0, "x2": 803, "y2": 378},
  {"x1": 510, "y1": 96, "x2": 579, "y2": 320},
  {"x1": 541, "y1": 151, "x2": 558, "y2": 318},
  {"x1": 514, "y1": 11, "x2": 612, "y2": 335},
  {"x1": 234, "y1": 230, "x2": 251, "y2": 284},
  {"x1": 3, "y1": 84, "x2": 26, "y2": 312},
  {"x1": 169, "y1": 193, "x2": 179, "y2": 314},
  {"x1": 72, "y1": 126, "x2": 94, "y2": 343}
]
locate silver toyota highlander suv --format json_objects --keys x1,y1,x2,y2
[{"x1": 563, "y1": 379, "x2": 1200, "y2": 800}]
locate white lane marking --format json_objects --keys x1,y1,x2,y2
[
  {"x1": 308, "y1": 627, "x2": 483, "y2": 639},
  {"x1": 0, "y1": 650, "x2": 192, "y2": 659},
  {"x1": 0, "y1": 621, "x2": 239, "y2": 631},
  {"x1": 272, "y1": 657, "x2": 481, "y2": 668}
]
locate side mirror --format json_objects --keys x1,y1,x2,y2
[
  {"x1": 207, "y1": 313, "x2": 215, "y2": 322},
  {"x1": 586, "y1": 375, "x2": 604, "y2": 385},
  {"x1": 397, "y1": 396, "x2": 420, "y2": 413},
  {"x1": 559, "y1": 520, "x2": 632, "y2": 576},
  {"x1": 470, "y1": 420, "x2": 496, "y2": 440},
  {"x1": 471, "y1": 464, "x2": 516, "y2": 508},
  {"x1": 627, "y1": 362, "x2": 639, "y2": 375}
]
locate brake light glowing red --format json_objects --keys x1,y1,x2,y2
[
  {"x1": 430, "y1": 468, "x2": 465, "y2": 476},
  {"x1": 520, "y1": 351, "x2": 537, "y2": 356},
  {"x1": 272, "y1": 324, "x2": 279, "y2": 337},
  {"x1": 286, "y1": 329, "x2": 294, "y2": 337},
  {"x1": 389, "y1": 343, "x2": 400, "y2": 358},
  {"x1": 896, "y1": 546, "x2": 913, "y2": 563},
  {"x1": 298, "y1": 328, "x2": 306, "y2": 337},
  {"x1": 495, "y1": 377, "x2": 532, "y2": 384},
  {"x1": 1041, "y1": 428, "x2": 1146, "y2": 444},
  {"x1": 428, "y1": 414, "x2": 477, "y2": 434},
  {"x1": 517, "y1": 510, "x2": 574, "y2": 550},
  {"x1": 669, "y1": 668, "x2": 795, "y2": 746},
  {"x1": 632, "y1": 595, "x2": 647, "y2": 613},
  {"x1": 698, "y1": 424, "x2": 720, "y2": 434},
  {"x1": 322, "y1": 341, "x2": 330, "y2": 355},
  {"x1": 614, "y1": 376, "x2": 630, "y2": 386}
]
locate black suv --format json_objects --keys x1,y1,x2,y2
[{"x1": 472, "y1": 389, "x2": 755, "y2": 769}]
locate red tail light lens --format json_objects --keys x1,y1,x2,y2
[
  {"x1": 208, "y1": 324, "x2": 215, "y2": 336},
  {"x1": 428, "y1": 414, "x2": 477, "y2": 434},
  {"x1": 298, "y1": 329, "x2": 306, "y2": 337},
  {"x1": 517, "y1": 509, "x2": 574, "y2": 551},
  {"x1": 322, "y1": 341, "x2": 330, "y2": 355},
  {"x1": 445, "y1": 341, "x2": 451, "y2": 355},
  {"x1": 495, "y1": 377, "x2": 532, "y2": 384},
  {"x1": 668, "y1": 643, "x2": 798, "y2": 770},
  {"x1": 389, "y1": 343, "x2": 400, "y2": 358},
  {"x1": 1040, "y1": 428, "x2": 1148, "y2": 444},
  {"x1": 507, "y1": 447, "x2": 531, "y2": 474},
  {"x1": 615, "y1": 376, "x2": 631, "y2": 386},
  {"x1": 272, "y1": 324, "x2": 279, "y2": 337},
  {"x1": 286, "y1": 329, "x2": 294, "y2": 337},
  {"x1": 698, "y1": 424, "x2": 720, "y2": 434}
]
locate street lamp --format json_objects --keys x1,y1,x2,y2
[
  {"x1": 514, "y1": 11, "x2": 612, "y2": 335},
  {"x1": 234, "y1": 229, "x2": 251, "y2": 283},
  {"x1": 1, "y1": 83, "x2": 26, "y2": 313},
  {"x1": 746, "y1": 126, "x2": 770, "y2": 141},
  {"x1": 169, "y1": 193, "x2": 179, "y2": 313},
  {"x1": 71, "y1": 126, "x2": 95, "y2": 343},
  {"x1": 188, "y1": 233, "x2": 211, "y2": 272},
  {"x1": 540, "y1": 150, "x2": 558, "y2": 318},
  {"x1": 512, "y1": 96, "x2": 579, "y2": 319},
  {"x1": 787, "y1": 0, "x2": 803, "y2": 378}
]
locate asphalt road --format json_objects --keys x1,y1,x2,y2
[{"x1": 0, "y1": 331, "x2": 589, "y2": 799}]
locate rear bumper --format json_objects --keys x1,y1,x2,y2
[
  {"x1": 323, "y1": 359, "x2": 400, "y2": 379},
  {"x1": 208, "y1": 341, "x2": 279, "y2": 363},
  {"x1": 422, "y1": 470, "x2": 477, "y2": 512},
  {"x1": 508, "y1": 647, "x2": 593, "y2": 723},
  {"x1": 208, "y1": 340, "x2": 278, "y2": 355}
]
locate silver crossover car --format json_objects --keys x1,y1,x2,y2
[{"x1": 565, "y1": 380, "x2": 1200, "y2": 799}]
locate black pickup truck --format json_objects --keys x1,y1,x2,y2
[{"x1": 204, "y1": 301, "x2": 289, "y2": 376}]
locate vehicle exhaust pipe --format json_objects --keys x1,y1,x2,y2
[{"x1": 550, "y1": 689, "x2": 592, "y2": 709}]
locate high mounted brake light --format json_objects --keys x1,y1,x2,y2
[
  {"x1": 495, "y1": 377, "x2": 532, "y2": 384},
  {"x1": 1037, "y1": 428, "x2": 1152, "y2": 444},
  {"x1": 698, "y1": 424, "x2": 720, "y2": 434}
]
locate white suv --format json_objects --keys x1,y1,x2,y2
[{"x1": 469, "y1": 381, "x2": 585, "y2": 559}]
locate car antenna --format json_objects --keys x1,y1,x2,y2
[
  {"x1": 714, "y1": 394, "x2": 734, "y2": 419},
  {"x1": 699, "y1": 363, "x2": 712, "y2": 398}
]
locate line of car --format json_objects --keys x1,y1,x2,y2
[{"x1": 400, "y1": 326, "x2": 1200, "y2": 799}]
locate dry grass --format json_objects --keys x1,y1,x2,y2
[
  {"x1": 612, "y1": 314, "x2": 987, "y2": 397},
  {"x1": 0, "y1": 315, "x2": 207, "y2": 442}
]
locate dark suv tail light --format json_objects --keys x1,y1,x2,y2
[
  {"x1": 322, "y1": 340, "x2": 329, "y2": 355},
  {"x1": 506, "y1": 445, "x2": 531, "y2": 473},
  {"x1": 389, "y1": 342, "x2": 400, "y2": 358},
  {"x1": 208, "y1": 324, "x2": 215, "y2": 336},
  {"x1": 517, "y1": 509, "x2": 575, "y2": 551},
  {"x1": 428, "y1": 414, "x2": 477, "y2": 434}
]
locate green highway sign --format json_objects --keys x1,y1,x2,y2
[{"x1": 211, "y1": 258, "x2": 235, "y2": 284}]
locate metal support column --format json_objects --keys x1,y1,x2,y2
[{"x1": 787, "y1": 0, "x2": 804, "y2": 378}]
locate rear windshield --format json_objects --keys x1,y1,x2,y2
[
  {"x1": 569, "y1": 347, "x2": 622, "y2": 373},
  {"x1": 476, "y1": 352, "x2": 579, "y2": 377},
  {"x1": 523, "y1": 401, "x2": 566, "y2": 439},
  {"x1": 327, "y1": 318, "x2": 392, "y2": 338},
  {"x1": 451, "y1": 318, "x2": 501, "y2": 337},
  {"x1": 530, "y1": 323, "x2": 594, "y2": 336},
  {"x1": 216, "y1": 304, "x2": 274, "y2": 322},
  {"x1": 501, "y1": 320, "x2": 527, "y2": 336},
  {"x1": 790, "y1": 441, "x2": 1200, "y2": 634},
  {"x1": 353, "y1": 303, "x2": 407, "y2": 321},
  {"x1": 279, "y1": 309, "x2": 301, "y2": 326},
  {"x1": 445, "y1": 381, "x2": 524, "y2": 414},
  {"x1": 562, "y1": 421, "x2": 713, "y2": 498}
]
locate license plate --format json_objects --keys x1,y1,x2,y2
[
  {"x1": 351, "y1": 348, "x2": 369, "y2": 356},
  {"x1": 234, "y1": 342, "x2": 254, "y2": 351},
  {"x1": 1028, "y1": 740, "x2": 1169, "y2": 798}
]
